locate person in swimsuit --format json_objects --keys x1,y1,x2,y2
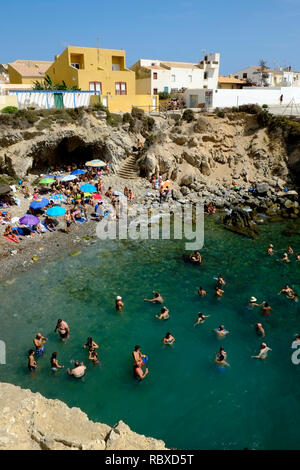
[
  {"x1": 215, "y1": 286, "x2": 224, "y2": 298},
  {"x1": 83, "y1": 337, "x2": 99, "y2": 352},
  {"x1": 267, "y1": 244, "x2": 274, "y2": 256},
  {"x1": 50, "y1": 352, "x2": 64, "y2": 371},
  {"x1": 133, "y1": 363, "x2": 149, "y2": 381},
  {"x1": 132, "y1": 345, "x2": 147, "y2": 366},
  {"x1": 288, "y1": 246, "x2": 294, "y2": 255},
  {"x1": 261, "y1": 302, "x2": 272, "y2": 316},
  {"x1": 54, "y1": 319, "x2": 70, "y2": 340},
  {"x1": 28, "y1": 349, "x2": 37, "y2": 371},
  {"x1": 278, "y1": 285, "x2": 297, "y2": 300},
  {"x1": 194, "y1": 312, "x2": 209, "y2": 326},
  {"x1": 217, "y1": 275, "x2": 226, "y2": 286},
  {"x1": 281, "y1": 253, "x2": 290, "y2": 263},
  {"x1": 89, "y1": 350, "x2": 99, "y2": 365},
  {"x1": 248, "y1": 296, "x2": 262, "y2": 308},
  {"x1": 65, "y1": 210, "x2": 72, "y2": 234},
  {"x1": 115, "y1": 296, "x2": 124, "y2": 311},
  {"x1": 67, "y1": 361, "x2": 86, "y2": 378},
  {"x1": 291, "y1": 334, "x2": 300, "y2": 349},
  {"x1": 295, "y1": 253, "x2": 300, "y2": 261},
  {"x1": 144, "y1": 291, "x2": 164, "y2": 304},
  {"x1": 252, "y1": 343, "x2": 272, "y2": 360},
  {"x1": 215, "y1": 353, "x2": 230, "y2": 367},
  {"x1": 163, "y1": 332, "x2": 175, "y2": 345},
  {"x1": 33, "y1": 333, "x2": 47, "y2": 358},
  {"x1": 189, "y1": 252, "x2": 202, "y2": 264},
  {"x1": 198, "y1": 286, "x2": 207, "y2": 297},
  {"x1": 214, "y1": 325, "x2": 229, "y2": 338},
  {"x1": 255, "y1": 323, "x2": 265, "y2": 338},
  {"x1": 155, "y1": 306, "x2": 170, "y2": 320}
]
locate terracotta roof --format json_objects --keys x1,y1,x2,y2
[
  {"x1": 218, "y1": 75, "x2": 246, "y2": 84},
  {"x1": 160, "y1": 61, "x2": 200, "y2": 69},
  {"x1": 8, "y1": 60, "x2": 53, "y2": 78}
]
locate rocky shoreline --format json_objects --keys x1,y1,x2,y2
[{"x1": 0, "y1": 382, "x2": 167, "y2": 450}]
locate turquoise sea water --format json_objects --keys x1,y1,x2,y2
[{"x1": 1, "y1": 217, "x2": 300, "y2": 450}]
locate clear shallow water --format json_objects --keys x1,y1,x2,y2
[{"x1": 1, "y1": 217, "x2": 300, "y2": 450}]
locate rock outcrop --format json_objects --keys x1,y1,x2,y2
[{"x1": 0, "y1": 383, "x2": 167, "y2": 450}]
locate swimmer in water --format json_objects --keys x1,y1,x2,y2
[
  {"x1": 281, "y1": 253, "x2": 290, "y2": 263},
  {"x1": 214, "y1": 325, "x2": 229, "y2": 338},
  {"x1": 50, "y1": 352, "x2": 64, "y2": 371},
  {"x1": 115, "y1": 295, "x2": 124, "y2": 311},
  {"x1": 267, "y1": 244, "x2": 274, "y2": 256},
  {"x1": 54, "y1": 319, "x2": 70, "y2": 341},
  {"x1": 255, "y1": 323, "x2": 265, "y2": 338},
  {"x1": 216, "y1": 346, "x2": 227, "y2": 361},
  {"x1": 83, "y1": 337, "x2": 99, "y2": 352},
  {"x1": 288, "y1": 246, "x2": 294, "y2": 255},
  {"x1": 248, "y1": 296, "x2": 262, "y2": 308},
  {"x1": 132, "y1": 345, "x2": 147, "y2": 366},
  {"x1": 215, "y1": 352, "x2": 230, "y2": 367},
  {"x1": 189, "y1": 251, "x2": 202, "y2": 264},
  {"x1": 194, "y1": 312, "x2": 209, "y2": 326},
  {"x1": 163, "y1": 332, "x2": 175, "y2": 345},
  {"x1": 292, "y1": 334, "x2": 300, "y2": 349},
  {"x1": 28, "y1": 349, "x2": 37, "y2": 372},
  {"x1": 261, "y1": 302, "x2": 272, "y2": 316},
  {"x1": 251, "y1": 343, "x2": 272, "y2": 360},
  {"x1": 33, "y1": 332, "x2": 47, "y2": 358},
  {"x1": 144, "y1": 291, "x2": 164, "y2": 304},
  {"x1": 217, "y1": 275, "x2": 226, "y2": 286},
  {"x1": 215, "y1": 286, "x2": 224, "y2": 298},
  {"x1": 155, "y1": 306, "x2": 170, "y2": 320},
  {"x1": 67, "y1": 361, "x2": 86, "y2": 378},
  {"x1": 295, "y1": 253, "x2": 300, "y2": 261},
  {"x1": 198, "y1": 286, "x2": 207, "y2": 297},
  {"x1": 133, "y1": 363, "x2": 149, "y2": 381},
  {"x1": 89, "y1": 350, "x2": 99, "y2": 365},
  {"x1": 278, "y1": 284, "x2": 297, "y2": 300}
]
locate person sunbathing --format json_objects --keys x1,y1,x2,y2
[
  {"x1": 44, "y1": 217, "x2": 56, "y2": 232},
  {"x1": 4, "y1": 225, "x2": 20, "y2": 242}
]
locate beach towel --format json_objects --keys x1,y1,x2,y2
[{"x1": 3, "y1": 234, "x2": 20, "y2": 243}]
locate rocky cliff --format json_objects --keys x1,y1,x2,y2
[{"x1": 0, "y1": 382, "x2": 167, "y2": 450}]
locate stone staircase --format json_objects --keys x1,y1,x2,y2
[{"x1": 117, "y1": 155, "x2": 139, "y2": 179}]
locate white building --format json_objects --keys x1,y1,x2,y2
[
  {"x1": 130, "y1": 53, "x2": 220, "y2": 95},
  {"x1": 233, "y1": 66, "x2": 273, "y2": 86},
  {"x1": 183, "y1": 86, "x2": 300, "y2": 110}
]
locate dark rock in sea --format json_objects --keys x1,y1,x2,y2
[{"x1": 221, "y1": 207, "x2": 259, "y2": 238}]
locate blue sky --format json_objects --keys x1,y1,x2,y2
[{"x1": 1, "y1": 0, "x2": 300, "y2": 73}]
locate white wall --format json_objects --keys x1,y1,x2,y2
[
  {"x1": 183, "y1": 87, "x2": 300, "y2": 109},
  {"x1": 169, "y1": 67, "x2": 204, "y2": 91},
  {"x1": 8, "y1": 91, "x2": 97, "y2": 109},
  {"x1": 151, "y1": 69, "x2": 170, "y2": 94}
]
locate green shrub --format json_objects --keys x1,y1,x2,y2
[
  {"x1": 182, "y1": 109, "x2": 195, "y2": 122},
  {"x1": 131, "y1": 107, "x2": 145, "y2": 119},
  {"x1": 262, "y1": 104, "x2": 268, "y2": 109},
  {"x1": 143, "y1": 116, "x2": 155, "y2": 132},
  {"x1": 36, "y1": 118, "x2": 54, "y2": 130},
  {"x1": 93, "y1": 103, "x2": 108, "y2": 113},
  {"x1": 106, "y1": 112, "x2": 122, "y2": 127},
  {"x1": 122, "y1": 112, "x2": 133, "y2": 124},
  {"x1": 288, "y1": 121, "x2": 300, "y2": 143},
  {"x1": 1, "y1": 106, "x2": 18, "y2": 114},
  {"x1": 217, "y1": 110, "x2": 225, "y2": 118},
  {"x1": 238, "y1": 104, "x2": 261, "y2": 114},
  {"x1": 158, "y1": 91, "x2": 170, "y2": 100},
  {"x1": 257, "y1": 110, "x2": 272, "y2": 127}
]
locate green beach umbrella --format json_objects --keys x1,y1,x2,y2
[{"x1": 39, "y1": 178, "x2": 56, "y2": 184}]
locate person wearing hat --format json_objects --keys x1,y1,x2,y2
[
  {"x1": 267, "y1": 244, "x2": 274, "y2": 256},
  {"x1": 115, "y1": 296, "x2": 124, "y2": 311},
  {"x1": 281, "y1": 253, "x2": 290, "y2": 263},
  {"x1": 251, "y1": 343, "x2": 272, "y2": 360},
  {"x1": 248, "y1": 296, "x2": 261, "y2": 308}
]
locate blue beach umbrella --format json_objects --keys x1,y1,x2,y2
[
  {"x1": 71, "y1": 169, "x2": 86, "y2": 175},
  {"x1": 80, "y1": 184, "x2": 97, "y2": 193},
  {"x1": 49, "y1": 194, "x2": 67, "y2": 203},
  {"x1": 29, "y1": 198, "x2": 49, "y2": 210},
  {"x1": 46, "y1": 206, "x2": 66, "y2": 217},
  {"x1": 61, "y1": 174, "x2": 77, "y2": 182}
]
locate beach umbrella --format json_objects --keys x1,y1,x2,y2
[
  {"x1": 80, "y1": 184, "x2": 97, "y2": 193},
  {"x1": 46, "y1": 206, "x2": 66, "y2": 217},
  {"x1": 71, "y1": 169, "x2": 86, "y2": 175},
  {"x1": 49, "y1": 194, "x2": 67, "y2": 203},
  {"x1": 0, "y1": 184, "x2": 11, "y2": 195},
  {"x1": 39, "y1": 178, "x2": 55, "y2": 184},
  {"x1": 92, "y1": 193, "x2": 102, "y2": 200},
  {"x1": 19, "y1": 215, "x2": 40, "y2": 226},
  {"x1": 29, "y1": 198, "x2": 49, "y2": 210},
  {"x1": 85, "y1": 159, "x2": 107, "y2": 167},
  {"x1": 83, "y1": 192, "x2": 92, "y2": 197},
  {"x1": 61, "y1": 174, "x2": 77, "y2": 182},
  {"x1": 113, "y1": 190, "x2": 125, "y2": 197}
]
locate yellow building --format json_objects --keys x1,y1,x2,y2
[
  {"x1": 8, "y1": 60, "x2": 53, "y2": 85},
  {"x1": 218, "y1": 75, "x2": 247, "y2": 89},
  {"x1": 46, "y1": 46, "x2": 158, "y2": 113}
]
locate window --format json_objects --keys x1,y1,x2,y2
[
  {"x1": 112, "y1": 64, "x2": 120, "y2": 71},
  {"x1": 153, "y1": 72, "x2": 158, "y2": 80},
  {"x1": 243, "y1": 73, "x2": 248, "y2": 79},
  {"x1": 153, "y1": 88, "x2": 158, "y2": 95},
  {"x1": 171, "y1": 74, "x2": 176, "y2": 82},
  {"x1": 115, "y1": 82, "x2": 127, "y2": 95},
  {"x1": 188, "y1": 75, "x2": 192, "y2": 82},
  {"x1": 71, "y1": 63, "x2": 80, "y2": 69},
  {"x1": 89, "y1": 82, "x2": 102, "y2": 93},
  {"x1": 204, "y1": 72, "x2": 208, "y2": 80}
]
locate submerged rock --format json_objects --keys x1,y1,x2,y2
[{"x1": 222, "y1": 207, "x2": 259, "y2": 238}]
